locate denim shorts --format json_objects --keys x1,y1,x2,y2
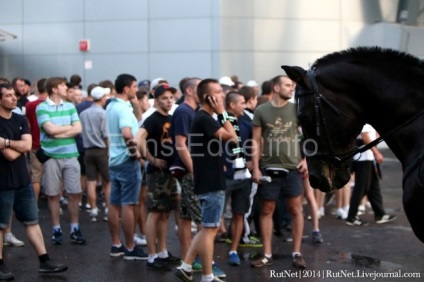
[
  {"x1": 198, "y1": 190, "x2": 225, "y2": 228},
  {"x1": 109, "y1": 159, "x2": 141, "y2": 206},
  {"x1": 258, "y1": 169, "x2": 302, "y2": 200},
  {"x1": 0, "y1": 185, "x2": 39, "y2": 228}
]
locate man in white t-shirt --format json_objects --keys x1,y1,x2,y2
[{"x1": 346, "y1": 124, "x2": 397, "y2": 226}]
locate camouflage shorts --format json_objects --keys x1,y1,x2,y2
[
  {"x1": 146, "y1": 170, "x2": 178, "y2": 212},
  {"x1": 179, "y1": 173, "x2": 201, "y2": 224}
]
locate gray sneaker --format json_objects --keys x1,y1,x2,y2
[{"x1": 312, "y1": 231, "x2": 324, "y2": 244}]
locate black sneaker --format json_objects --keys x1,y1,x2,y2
[
  {"x1": 110, "y1": 245, "x2": 126, "y2": 257},
  {"x1": 375, "y1": 215, "x2": 397, "y2": 224},
  {"x1": 0, "y1": 263, "x2": 14, "y2": 281},
  {"x1": 70, "y1": 227, "x2": 86, "y2": 244},
  {"x1": 157, "y1": 252, "x2": 181, "y2": 265},
  {"x1": 147, "y1": 258, "x2": 171, "y2": 271},
  {"x1": 175, "y1": 267, "x2": 193, "y2": 282},
  {"x1": 39, "y1": 260, "x2": 68, "y2": 274},
  {"x1": 51, "y1": 228, "x2": 63, "y2": 245},
  {"x1": 346, "y1": 217, "x2": 368, "y2": 226},
  {"x1": 123, "y1": 246, "x2": 148, "y2": 260}
]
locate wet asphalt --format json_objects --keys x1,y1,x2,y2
[{"x1": 3, "y1": 148, "x2": 424, "y2": 282}]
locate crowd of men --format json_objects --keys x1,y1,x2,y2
[{"x1": 0, "y1": 73, "x2": 396, "y2": 282}]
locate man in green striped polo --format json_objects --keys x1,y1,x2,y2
[{"x1": 36, "y1": 77, "x2": 86, "y2": 246}]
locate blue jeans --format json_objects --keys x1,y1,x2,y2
[
  {"x1": 109, "y1": 159, "x2": 141, "y2": 206},
  {"x1": 198, "y1": 190, "x2": 225, "y2": 228},
  {"x1": 0, "y1": 185, "x2": 38, "y2": 228}
]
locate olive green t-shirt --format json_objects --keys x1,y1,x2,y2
[{"x1": 252, "y1": 101, "x2": 301, "y2": 170}]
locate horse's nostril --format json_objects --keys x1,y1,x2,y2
[{"x1": 309, "y1": 174, "x2": 321, "y2": 189}]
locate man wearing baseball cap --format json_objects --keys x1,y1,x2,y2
[
  {"x1": 137, "y1": 84, "x2": 180, "y2": 270},
  {"x1": 79, "y1": 86, "x2": 110, "y2": 223}
]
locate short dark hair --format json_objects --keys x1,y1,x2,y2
[
  {"x1": 271, "y1": 75, "x2": 286, "y2": 91},
  {"x1": 238, "y1": 85, "x2": 256, "y2": 102},
  {"x1": 99, "y1": 80, "x2": 115, "y2": 92},
  {"x1": 179, "y1": 77, "x2": 191, "y2": 94},
  {"x1": 86, "y1": 83, "x2": 98, "y2": 97},
  {"x1": 115, "y1": 74, "x2": 136, "y2": 94},
  {"x1": 0, "y1": 77, "x2": 10, "y2": 84},
  {"x1": 70, "y1": 74, "x2": 82, "y2": 87},
  {"x1": 225, "y1": 91, "x2": 242, "y2": 109},
  {"x1": 261, "y1": 80, "x2": 272, "y2": 96},
  {"x1": 183, "y1": 77, "x2": 201, "y2": 93},
  {"x1": 36, "y1": 78, "x2": 47, "y2": 94},
  {"x1": 45, "y1": 77, "x2": 67, "y2": 95},
  {"x1": 196, "y1": 78, "x2": 219, "y2": 104},
  {"x1": 66, "y1": 82, "x2": 73, "y2": 89},
  {"x1": 0, "y1": 83, "x2": 13, "y2": 98},
  {"x1": 136, "y1": 86, "x2": 149, "y2": 100}
]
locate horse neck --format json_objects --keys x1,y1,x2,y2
[{"x1": 322, "y1": 64, "x2": 424, "y2": 169}]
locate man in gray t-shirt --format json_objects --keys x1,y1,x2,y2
[{"x1": 251, "y1": 75, "x2": 307, "y2": 270}]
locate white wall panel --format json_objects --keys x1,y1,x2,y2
[
  {"x1": 150, "y1": 19, "x2": 212, "y2": 52},
  {"x1": 149, "y1": 0, "x2": 212, "y2": 18},
  {"x1": 254, "y1": 19, "x2": 340, "y2": 52},
  {"x1": 149, "y1": 52, "x2": 213, "y2": 86},
  {"x1": 221, "y1": 19, "x2": 253, "y2": 51},
  {"x1": 84, "y1": 53, "x2": 148, "y2": 85},
  {"x1": 86, "y1": 21, "x2": 148, "y2": 53},
  {"x1": 23, "y1": 0, "x2": 84, "y2": 23},
  {"x1": 0, "y1": 0, "x2": 23, "y2": 24},
  {"x1": 23, "y1": 23, "x2": 83, "y2": 55},
  {"x1": 85, "y1": 0, "x2": 148, "y2": 21},
  {"x1": 220, "y1": 51, "x2": 254, "y2": 83},
  {"x1": 254, "y1": 0, "x2": 340, "y2": 20}
]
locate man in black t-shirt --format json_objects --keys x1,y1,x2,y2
[
  {"x1": 138, "y1": 84, "x2": 180, "y2": 270},
  {"x1": 0, "y1": 84, "x2": 67, "y2": 280},
  {"x1": 176, "y1": 79, "x2": 237, "y2": 282},
  {"x1": 169, "y1": 77, "x2": 202, "y2": 260}
]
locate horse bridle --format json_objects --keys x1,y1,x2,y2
[
  {"x1": 295, "y1": 69, "x2": 355, "y2": 168},
  {"x1": 296, "y1": 69, "x2": 424, "y2": 169}
]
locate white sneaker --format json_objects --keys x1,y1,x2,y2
[
  {"x1": 134, "y1": 234, "x2": 147, "y2": 246},
  {"x1": 3, "y1": 233, "x2": 25, "y2": 247},
  {"x1": 191, "y1": 221, "x2": 197, "y2": 234},
  {"x1": 90, "y1": 208, "x2": 98, "y2": 222},
  {"x1": 318, "y1": 207, "x2": 325, "y2": 217},
  {"x1": 336, "y1": 208, "x2": 348, "y2": 220},
  {"x1": 103, "y1": 207, "x2": 109, "y2": 222},
  {"x1": 357, "y1": 205, "x2": 366, "y2": 216}
]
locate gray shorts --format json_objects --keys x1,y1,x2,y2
[{"x1": 43, "y1": 157, "x2": 82, "y2": 196}]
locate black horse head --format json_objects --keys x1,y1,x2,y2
[
  {"x1": 281, "y1": 65, "x2": 362, "y2": 192},
  {"x1": 283, "y1": 47, "x2": 424, "y2": 244}
]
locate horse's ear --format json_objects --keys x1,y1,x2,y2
[{"x1": 281, "y1": 65, "x2": 308, "y2": 88}]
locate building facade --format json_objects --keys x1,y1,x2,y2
[{"x1": 1, "y1": 0, "x2": 423, "y2": 88}]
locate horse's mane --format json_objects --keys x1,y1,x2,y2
[{"x1": 312, "y1": 46, "x2": 424, "y2": 70}]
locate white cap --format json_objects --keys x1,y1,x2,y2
[
  {"x1": 219, "y1": 76, "x2": 234, "y2": 87},
  {"x1": 91, "y1": 86, "x2": 110, "y2": 100},
  {"x1": 246, "y1": 80, "x2": 258, "y2": 87},
  {"x1": 150, "y1": 77, "x2": 165, "y2": 89}
]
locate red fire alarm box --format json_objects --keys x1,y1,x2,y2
[{"x1": 79, "y1": 39, "x2": 90, "y2": 52}]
